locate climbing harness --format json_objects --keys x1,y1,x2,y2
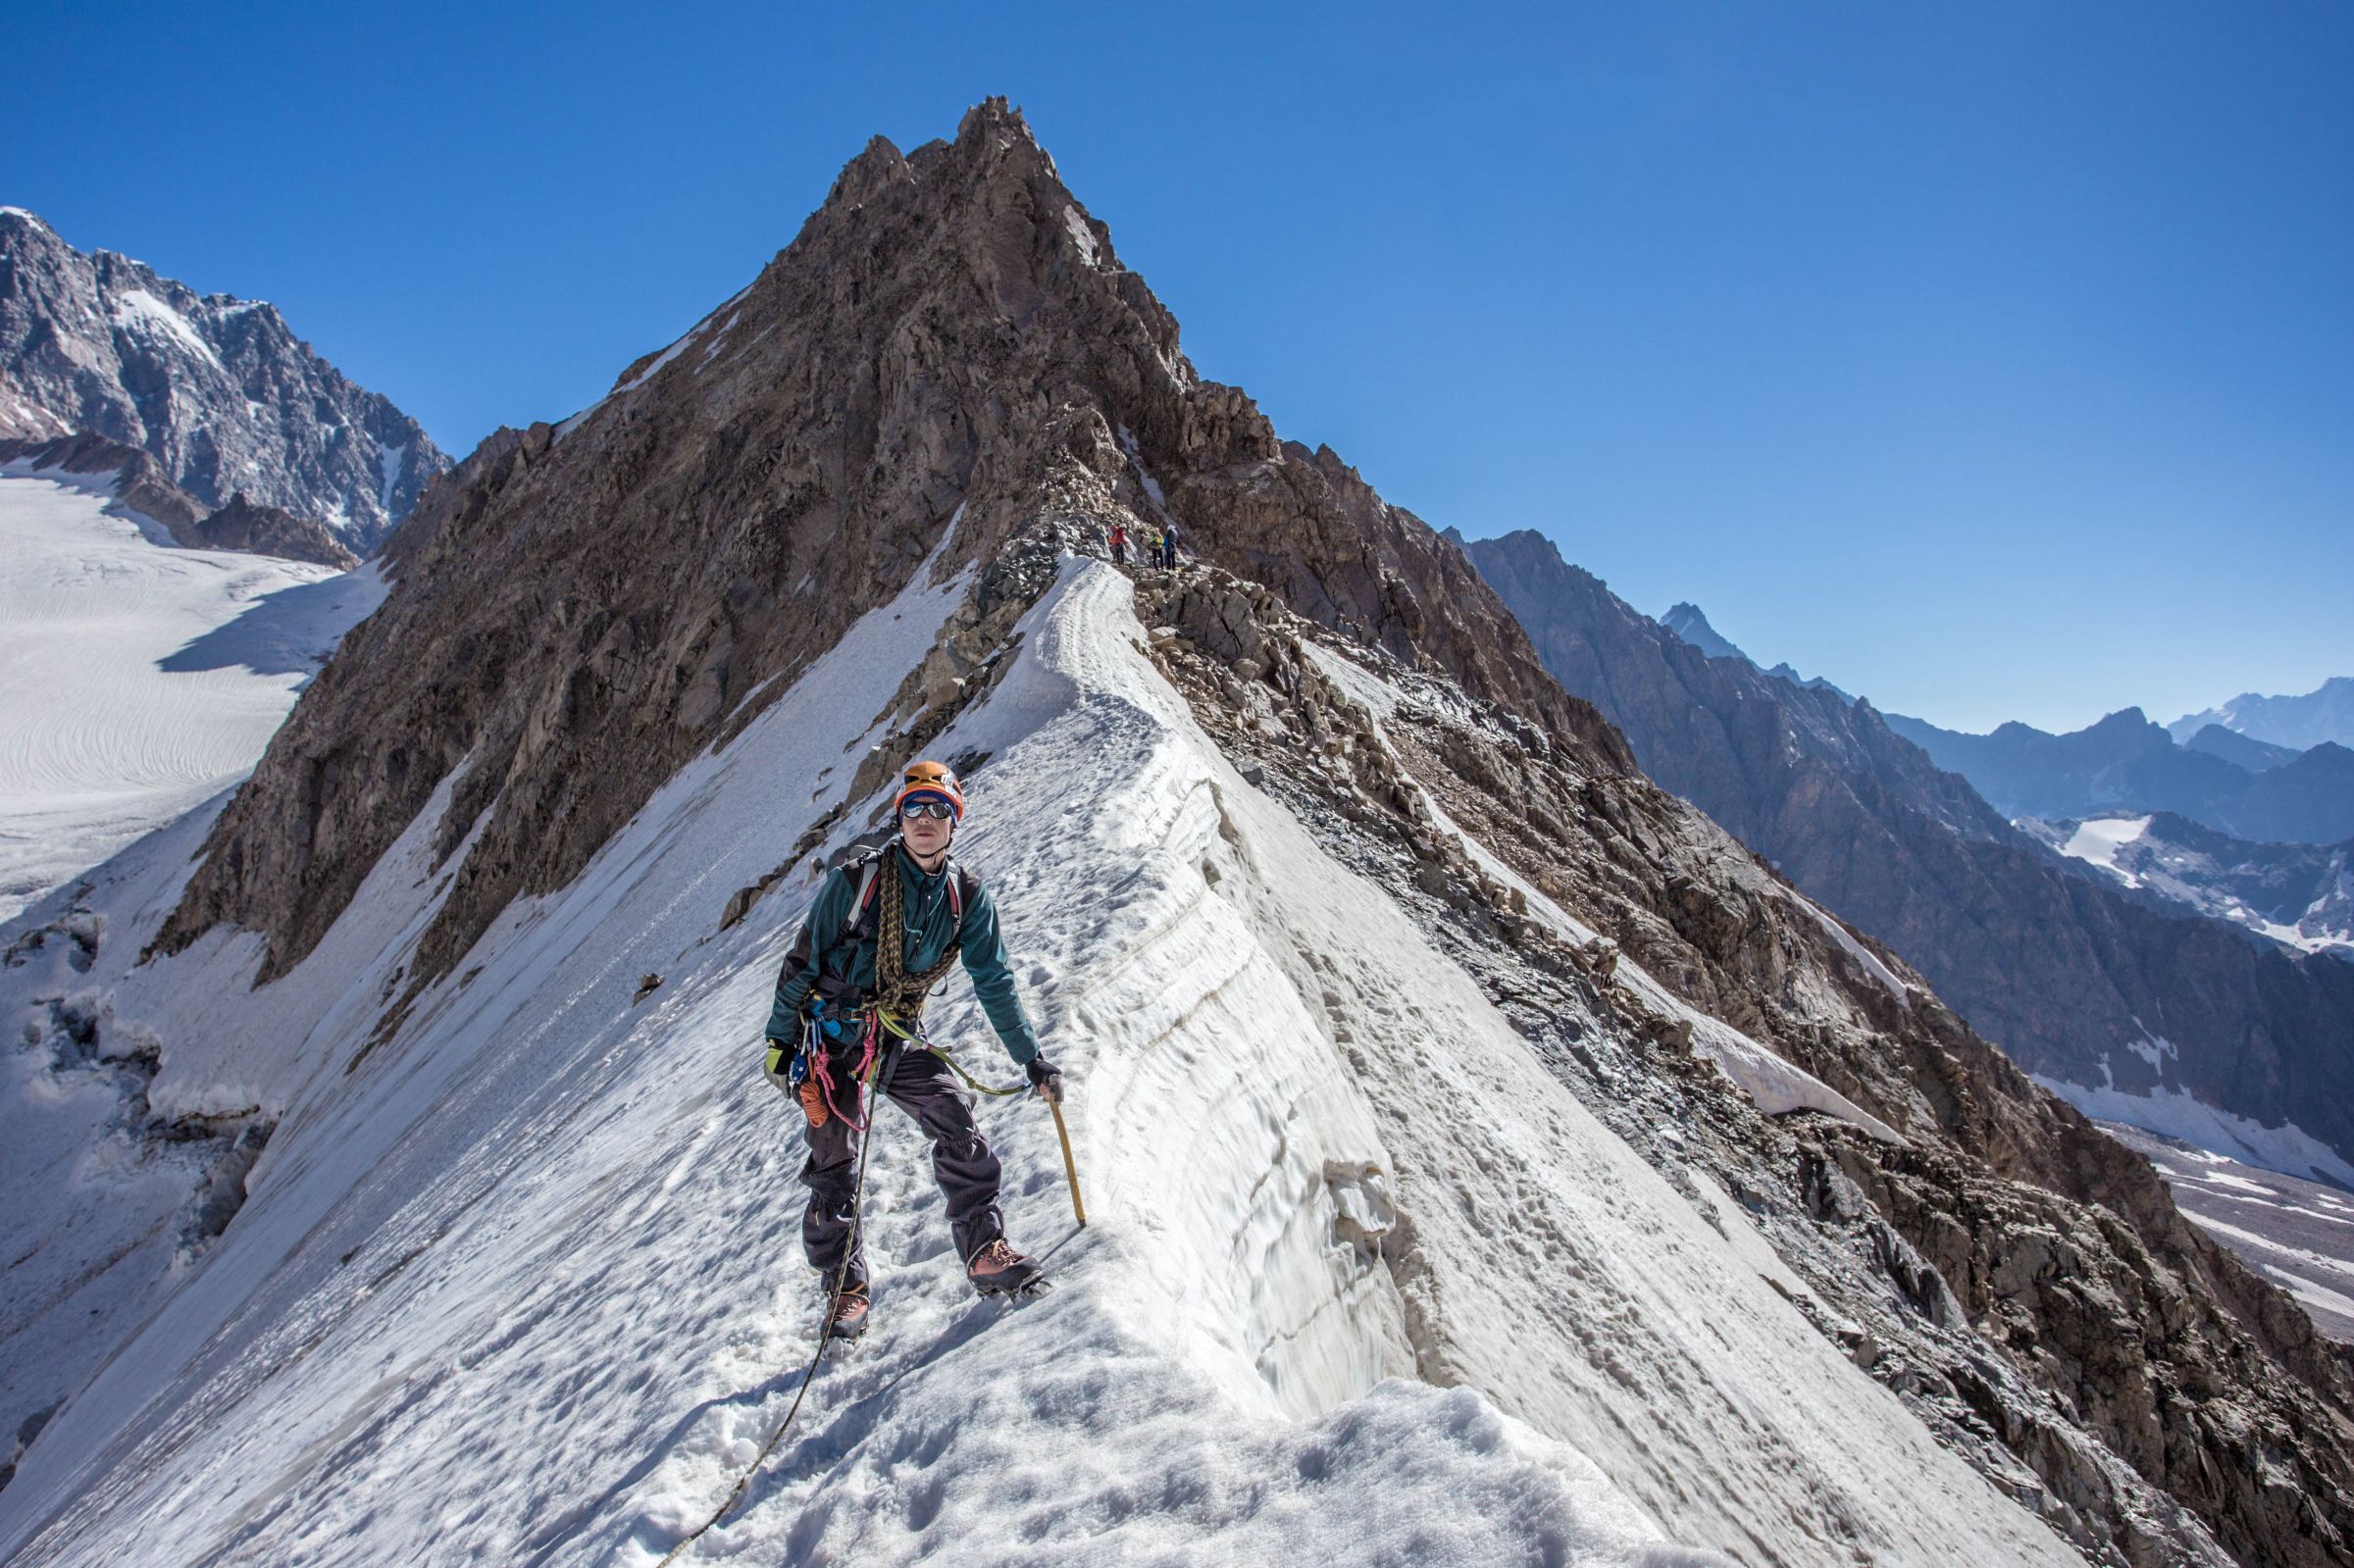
[
  {"x1": 654, "y1": 1048, "x2": 888, "y2": 1566},
  {"x1": 870, "y1": 1008, "x2": 1025, "y2": 1096},
  {"x1": 871, "y1": 860, "x2": 1086, "y2": 1228},
  {"x1": 802, "y1": 1010, "x2": 881, "y2": 1130}
]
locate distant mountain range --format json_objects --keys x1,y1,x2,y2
[
  {"x1": 2172, "y1": 677, "x2": 2354, "y2": 752},
  {"x1": 1644, "y1": 598, "x2": 2354, "y2": 847},
  {"x1": 1460, "y1": 528, "x2": 2354, "y2": 1189},
  {"x1": 1883, "y1": 707, "x2": 2354, "y2": 846},
  {"x1": 0, "y1": 207, "x2": 446, "y2": 550}
]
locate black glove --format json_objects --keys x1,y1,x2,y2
[
  {"x1": 763, "y1": 1038, "x2": 795, "y2": 1094},
  {"x1": 1025, "y1": 1055, "x2": 1066, "y2": 1104}
]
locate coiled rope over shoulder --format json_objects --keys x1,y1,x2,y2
[{"x1": 873, "y1": 850, "x2": 961, "y2": 1022}]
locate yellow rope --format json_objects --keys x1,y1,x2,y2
[{"x1": 872, "y1": 1008, "x2": 1026, "y2": 1096}]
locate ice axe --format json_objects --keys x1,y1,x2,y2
[
  {"x1": 877, "y1": 1015, "x2": 1086, "y2": 1226},
  {"x1": 1047, "y1": 1095, "x2": 1086, "y2": 1228}
]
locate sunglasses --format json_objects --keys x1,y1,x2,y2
[{"x1": 900, "y1": 799, "x2": 956, "y2": 822}]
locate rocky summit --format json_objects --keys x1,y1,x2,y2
[
  {"x1": 159, "y1": 99, "x2": 1614, "y2": 998},
  {"x1": 0, "y1": 207, "x2": 446, "y2": 550}
]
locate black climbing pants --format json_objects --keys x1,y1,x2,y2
[{"x1": 800, "y1": 1039, "x2": 1003, "y2": 1292}]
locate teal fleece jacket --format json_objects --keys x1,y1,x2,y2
[{"x1": 765, "y1": 843, "x2": 1041, "y2": 1063}]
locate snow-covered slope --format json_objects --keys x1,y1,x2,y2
[
  {"x1": 2097, "y1": 1123, "x2": 2354, "y2": 1343},
  {"x1": 2022, "y1": 810, "x2": 2354, "y2": 960},
  {"x1": 0, "y1": 463, "x2": 383, "y2": 920},
  {"x1": 0, "y1": 560, "x2": 2083, "y2": 1566}
]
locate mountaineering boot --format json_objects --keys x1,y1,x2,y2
[
  {"x1": 828, "y1": 1284, "x2": 870, "y2": 1340},
  {"x1": 964, "y1": 1239, "x2": 1044, "y2": 1296}
]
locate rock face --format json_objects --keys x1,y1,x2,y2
[
  {"x1": 1458, "y1": 528, "x2": 2354, "y2": 1178},
  {"x1": 186, "y1": 493, "x2": 357, "y2": 570},
  {"x1": 0, "y1": 207, "x2": 446, "y2": 551},
  {"x1": 153, "y1": 103, "x2": 2354, "y2": 1565},
  {"x1": 0, "y1": 432, "x2": 355, "y2": 568},
  {"x1": 1885, "y1": 706, "x2": 2354, "y2": 845}
]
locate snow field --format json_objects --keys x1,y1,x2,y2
[
  {"x1": 0, "y1": 802, "x2": 235, "y2": 1484},
  {"x1": 0, "y1": 470, "x2": 384, "y2": 921},
  {"x1": 2034, "y1": 1069, "x2": 2354, "y2": 1190},
  {"x1": 0, "y1": 559, "x2": 2081, "y2": 1565},
  {"x1": 0, "y1": 534, "x2": 981, "y2": 1562},
  {"x1": 2055, "y1": 815, "x2": 2152, "y2": 885}
]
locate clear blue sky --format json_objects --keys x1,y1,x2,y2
[{"x1": 6, "y1": 1, "x2": 2348, "y2": 733}]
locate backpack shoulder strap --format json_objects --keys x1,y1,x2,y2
[
  {"x1": 947, "y1": 858, "x2": 981, "y2": 931},
  {"x1": 836, "y1": 846, "x2": 890, "y2": 948}
]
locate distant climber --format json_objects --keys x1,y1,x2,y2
[
  {"x1": 1108, "y1": 522, "x2": 1129, "y2": 564},
  {"x1": 1158, "y1": 521, "x2": 1182, "y2": 569},
  {"x1": 762, "y1": 760, "x2": 1063, "y2": 1338}
]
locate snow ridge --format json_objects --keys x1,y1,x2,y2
[{"x1": 0, "y1": 562, "x2": 2083, "y2": 1565}]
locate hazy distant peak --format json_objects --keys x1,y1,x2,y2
[
  {"x1": 2171, "y1": 676, "x2": 2354, "y2": 752},
  {"x1": 1658, "y1": 601, "x2": 1747, "y2": 662}
]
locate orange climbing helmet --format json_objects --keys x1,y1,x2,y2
[{"x1": 896, "y1": 759, "x2": 965, "y2": 823}]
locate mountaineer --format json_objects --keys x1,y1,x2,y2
[{"x1": 762, "y1": 761, "x2": 1064, "y2": 1338}]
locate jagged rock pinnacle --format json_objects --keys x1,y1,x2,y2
[
  {"x1": 0, "y1": 209, "x2": 447, "y2": 547},
  {"x1": 162, "y1": 99, "x2": 1629, "y2": 1005}
]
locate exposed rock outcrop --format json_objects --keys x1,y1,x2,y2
[
  {"x1": 189, "y1": 492, "x2": 357, "y2": 570},
  {"x1": 0, "y1": 431, "x2": 208, "y2": 541},
  {"x1": 1, "y1": 432, "x2": 356, "y2": 568}
]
